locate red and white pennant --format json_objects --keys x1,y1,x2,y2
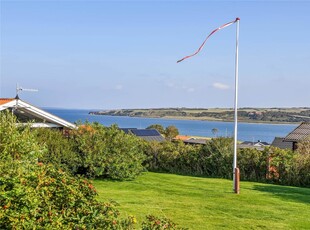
[{"x1": 177, "y1": 18, "x2": 240, "y2": 63}]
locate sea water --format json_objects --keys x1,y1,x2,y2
[{"x1": 46, "y1": 108, "x2": 297, "y2": 144}]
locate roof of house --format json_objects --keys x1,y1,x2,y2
[
  {"x1": 284, "y1": 122, "x2": 310, "y2": 142},
  {"x1": 183, "y1": 138, "x2": 207, "y2": 145},
  {"x1": 0, "y1": 98, "x2": 14, "y2": 105},
  {"x1": 174, "y1": 135, "x2": 191, "y2": 141},
  {"x1": 238, "y1": 140, "x2": 269, "y2": 150},
  {"x1": 271, "y1": 137, "x2": 293, "y2": 150},
  {"x1": 0, "y1": 97, "x2": 76, "y2": 129},
  {"x1": 120, "y1": 128, "x2": 165, "y2": 142},
  {"x1": 240, "y1": 141, "x2": 270, "y2": 146},
  {"x1": 120, "y1": 128, "x2": 137, "y2": 134}
]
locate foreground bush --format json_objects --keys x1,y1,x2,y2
[
  {"x1": 144, "y1": 137, "x2": 310, "y2": 187},
  {"x1": 0, "y1": 112, "x2": 183, "y2": 228},
  {"x1": 72, "y1": 123, "x2": 146, "y2": 179},
  {"x1": 35, "y1": 122, "x2": 146, "y2": 180},
  {"x1": 0, "y1": 112, "x2": 135, "y2": 228},
  {"x1": 144, "y1": 140, "x2": 202, "y2": 175},
  {"x1": 35, "y1": 128, "x2": 80, "y2": 174},
  {"x1": 0, "y1": 162, "x2": 135, "y2": 229},
  {"x1": 289, "y1": 139, "x2": 310, "y2": 187},
  {"x1": 145, "y1": 138, "x2": 233, "y2": 178},
  {"x1": 238, "y1": 148, "x2": 267, "y2": 181},
  {"x1": 0, "y1": 111, "x2": 41, "y2": 162},
  {"x1": 142, "y1": 215, "x2": 186, "y2": 230}
]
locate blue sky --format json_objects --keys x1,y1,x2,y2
[{"x1": 1, "y1": 0, "x2": 309, "y2": 109}]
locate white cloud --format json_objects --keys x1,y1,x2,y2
[{"x1": 212, "y1": 82, "x2": 230, "y2": 90}]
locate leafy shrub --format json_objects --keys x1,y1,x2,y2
[
  {"x1": 146, "y1": 124, "x2": 179, "y2": 141},
  {"x1": 145, "y1": 138, "x2": 234, "y2": 178},
  {"x1": 35, "y1": 128, "x2": 80, "y2": 174},
  {"x1": 0, "y1": 111, "x2": 41, "y2": 162},
  {"x1": 164, "y1": 126, "x2": 179, "y2": 141},
  {"x1": 0, "y1": 111, "x2": 43, "y2": 181},
  {"x1": 0, "y1": 162, "x2": 135, "y2": 229},
  {"x1": 142, "y1": 215, "x2": 187, "y2": 230},
  {"x1": 0, "y1": 113, "x2": 184, "y2": 228},
  {"x1": 288, "y1": 140, "x2": 310, "y2": 187},
  {"x1": 238, "y1": 148, "x2": 267, "y2": 181},
  {"x1": 267, "y1": 147, "x2": 295, "y2": 184},
  {"x1": 144, "y1": 136, "x2": 310, "y2": 187},
  {"x1": 201, "y1": 137, "x2": 234, "y2": 178},
  {"x1": 297, "y1": 137, "x2": 310, "y2": 155},
  {"x1": 292, "y1": 154, "x2": 310, "y2": 187},
  {"x1": 72, "y1": 123, "x2": 146, "y2": 180},
  {"x1": 0, "y1": 112, "x2": 136, "y2": 229},
  {"x1": 144, "y1": 141, "x2": 202, "y2": 175},
  {"x1": 34, "y1": 123, "x2": 146, "y2": 180}
]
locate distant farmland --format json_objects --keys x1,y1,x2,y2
[{"x1": 89, "y1": 107, "x2": 310, "y2": 123}]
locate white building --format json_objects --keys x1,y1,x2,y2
[{"x1": 0, "y1": 96, "x2": 76, "y2": 130}]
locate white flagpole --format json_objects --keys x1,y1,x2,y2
[
  {"x1": 233, "y1": 18, "x2": 240, "y2": 193},
  {"x1": 176, "y1": 18, "x2": 240, "y2": 193}
]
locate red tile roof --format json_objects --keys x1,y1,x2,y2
[
  {"x1": 174, "y1": 135, "x2": 191, "y2": 141},
  {"x1": 0, "y1": 98, "x2": 14, "y2": 105}
]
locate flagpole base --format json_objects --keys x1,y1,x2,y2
[{"x1": 234, "y1": 167, "x2": 240, "y2": 194}]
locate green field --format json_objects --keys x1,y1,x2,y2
[{"x1": 94, "y1": 172, "x2": 310, "y2": 229}]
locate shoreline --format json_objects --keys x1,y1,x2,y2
[
  {"x1": 89, "y1": 107, "x2": 309, "y2": 125},
  {"x1": 89, "y1": 114, "x2": 300, "y2": 126}
]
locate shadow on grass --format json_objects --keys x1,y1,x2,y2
[{"x1": 253, "y1": 184, "x2": 310, "y2": 204}]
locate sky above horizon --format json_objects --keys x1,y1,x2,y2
[{"x1": 1, "y1": 0, "x2": 309, "y2": 109}]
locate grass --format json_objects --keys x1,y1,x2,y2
[{"x1": 94, "y1": 172, "x2": 310, "y2": 229}]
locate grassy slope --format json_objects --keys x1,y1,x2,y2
[{"x1": 94, "y1": 172, "x2": 310, "y2": 229}]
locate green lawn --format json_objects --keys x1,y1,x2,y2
[{"x1": 94, "y1": 172, "x2": 310, "y2": 229}]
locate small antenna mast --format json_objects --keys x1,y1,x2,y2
[
  {"x1": 16, "y1": 83, "x2": 39, "y2": 97},
  {"x1": 14, "y1": 83, "x2": 39, "y2": 113}
]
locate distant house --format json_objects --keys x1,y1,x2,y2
[
  {"x1": 271, "y1": 137, "x2": 293, "y2": 150},
  {"x1": 283, "y1": 122, "x2": 310, "y2": 151},
  {"x1": 0, "y1": 96, "x2": 76, "y2": 130},
  {"x1": 120, "y1": 128, "x2": 165, "y2": 142},
  {"x1": 174, "y1": 135, "x2": 191, "y2": 141},
  {"x1": 238, "y1": 140, "x2": 269, "y2": 151},
  {"x1": 183, "y1": 138, "x2": 207, "y2": 145},
  {"x1": 173, "y1": 135, "x2": 208, "y2": 145}
]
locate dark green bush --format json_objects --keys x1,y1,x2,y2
[
  {"x1": 144, "y1": 140, "x2": 202, "y2": 175},
  {"x1": 35, "y1": 123, "x2": 146, "y2": 180},
  {"x1": 142, "y1": 215, "x2": 187, "y2": 230},
  {"x1": 292, "y1": 154, "x2": 310, "y2": 187},
  {"x1": 201, "y1": 137, "x2": 234, "y2": 178},
  {"x1": 267, "y1": 147, "x2": 296, "y2": 185},
  {"x1": 145, "y1": 138, "x2": 234, "y2": 178},
  {"x1": 0, "y1": 112, "x2": 136, "y2": 229},
  {"x1": 35, "y1": 128, "x2": 80, "y2": 174},
  {"x1": 144, "y1": 136, "x2": 310, "y2": 187},
  {"x1": 72, "y1": 123, "x2": 146, "y2": 180},
  {"x1": 0, "y1": 162, "x2": 135, "y2": 229},
  {"x1": 238, "y1": 148, "x2": 267, "y2": 181},
  {"x1": 0, "y1": 111, "x2": 41, "y2": 162}
]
